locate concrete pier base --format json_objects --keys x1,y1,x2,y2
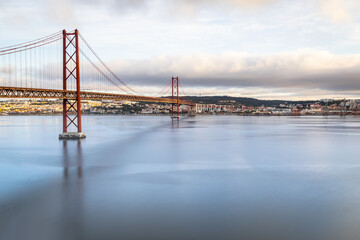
[{"x1": 59, "y1": 132, "x2": 86, "y2": 140}]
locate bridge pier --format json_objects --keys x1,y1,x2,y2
[{"x1": 59, "y1": 132, "x2": 86, "y2": 139}]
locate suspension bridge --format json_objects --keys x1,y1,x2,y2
[{"x1": 0, "y1": 29, "x2": 194, "y2": 139}]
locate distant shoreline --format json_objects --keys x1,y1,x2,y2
[{"x1": 1, "y1": 113, "x2": 359, "y2": 117}]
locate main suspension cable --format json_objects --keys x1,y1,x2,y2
[{"x1": 78, "y1": 32, "x2": 139, "y2": 94}]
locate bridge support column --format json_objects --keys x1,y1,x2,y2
[
  {"x1": 59, "y1": 29, "x2": 86, "y2": 140},
  {"x1": 171, "y1": 76, "x2": 180, "y2": 119}
]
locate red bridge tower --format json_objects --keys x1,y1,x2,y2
[
  {"x1": 171, "y1": 76, "x2": 180, "y2": 118},
  {"x1": 59, "y1": 29, "x2": 86, "y2": 139}
]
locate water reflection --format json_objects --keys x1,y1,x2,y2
[
  {"x1": 61, "y1": 140, "x2": 84, "y2": 240},
  {"x1": 171, "y1": 118, "x2": 180, "y2": 129},
  {"x1": 62, "y1": 140, "x2": 83, "y2": 178}
]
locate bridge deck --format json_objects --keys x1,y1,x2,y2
[{"x1": 0, "y1": 87, "x2": 193, "y2": 105}]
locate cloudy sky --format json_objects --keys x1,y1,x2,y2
[{"x1": 1, "y1": 0, "x2": 360, "y2": 99}]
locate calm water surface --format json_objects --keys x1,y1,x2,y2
[{"x1": 1, "y1": 115, "x2": 360, "y2": 240}]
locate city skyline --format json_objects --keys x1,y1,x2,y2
[{"x1": 1, "y1": 0, "x2": 360, "y2": 99}]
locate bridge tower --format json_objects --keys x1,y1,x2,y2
[
  {"x1": 59, "y1": 29, "x2": 86, "y2": 139},
  {"x1": 171, "y1": 77, "x2": 180, "y2": 118}
]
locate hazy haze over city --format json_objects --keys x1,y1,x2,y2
[{"x1": 1, "y1": 0, "x2": 360, "y2": 100}]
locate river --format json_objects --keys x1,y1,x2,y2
[{"x1": 1, "y1": 115, "x2": 360, "y2": 240}]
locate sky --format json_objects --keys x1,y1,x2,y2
[{"x1": 1, "y1": 0, "x2": 360, "y2": 100}]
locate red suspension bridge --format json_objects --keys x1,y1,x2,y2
[{"x1": 0, "y1": 29, "x2": 194, "y2": 139}]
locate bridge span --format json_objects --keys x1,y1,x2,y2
[
  {"x1": 0, "y1": 86, "x2": 194, "y2": 105},
  {"x1": 0, "y1": 29, "x2": 194, "y2": 138}
]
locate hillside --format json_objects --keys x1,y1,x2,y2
[{"x1": 180, "y1": 96, "x2": 317, "y2": 107}]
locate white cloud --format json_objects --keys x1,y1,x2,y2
[
  {"x1": 111, "y1": 50, "x2": 360, "y2": 80},
  {"x1": 108, "y1": 50, "x2": 360, "y2": 99},
  {"x1": 166, "y1": 0, "x2": 277, "y2": 16},
  {"x1": 1, "y1": 0, "x2": 360, "y2": 100},
  {"x1": 318, "y1": 0, "x2": 360, "y2": 23},
  {"x1": 47, "y1": 0, "x2": 74, "y2": 24}
]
